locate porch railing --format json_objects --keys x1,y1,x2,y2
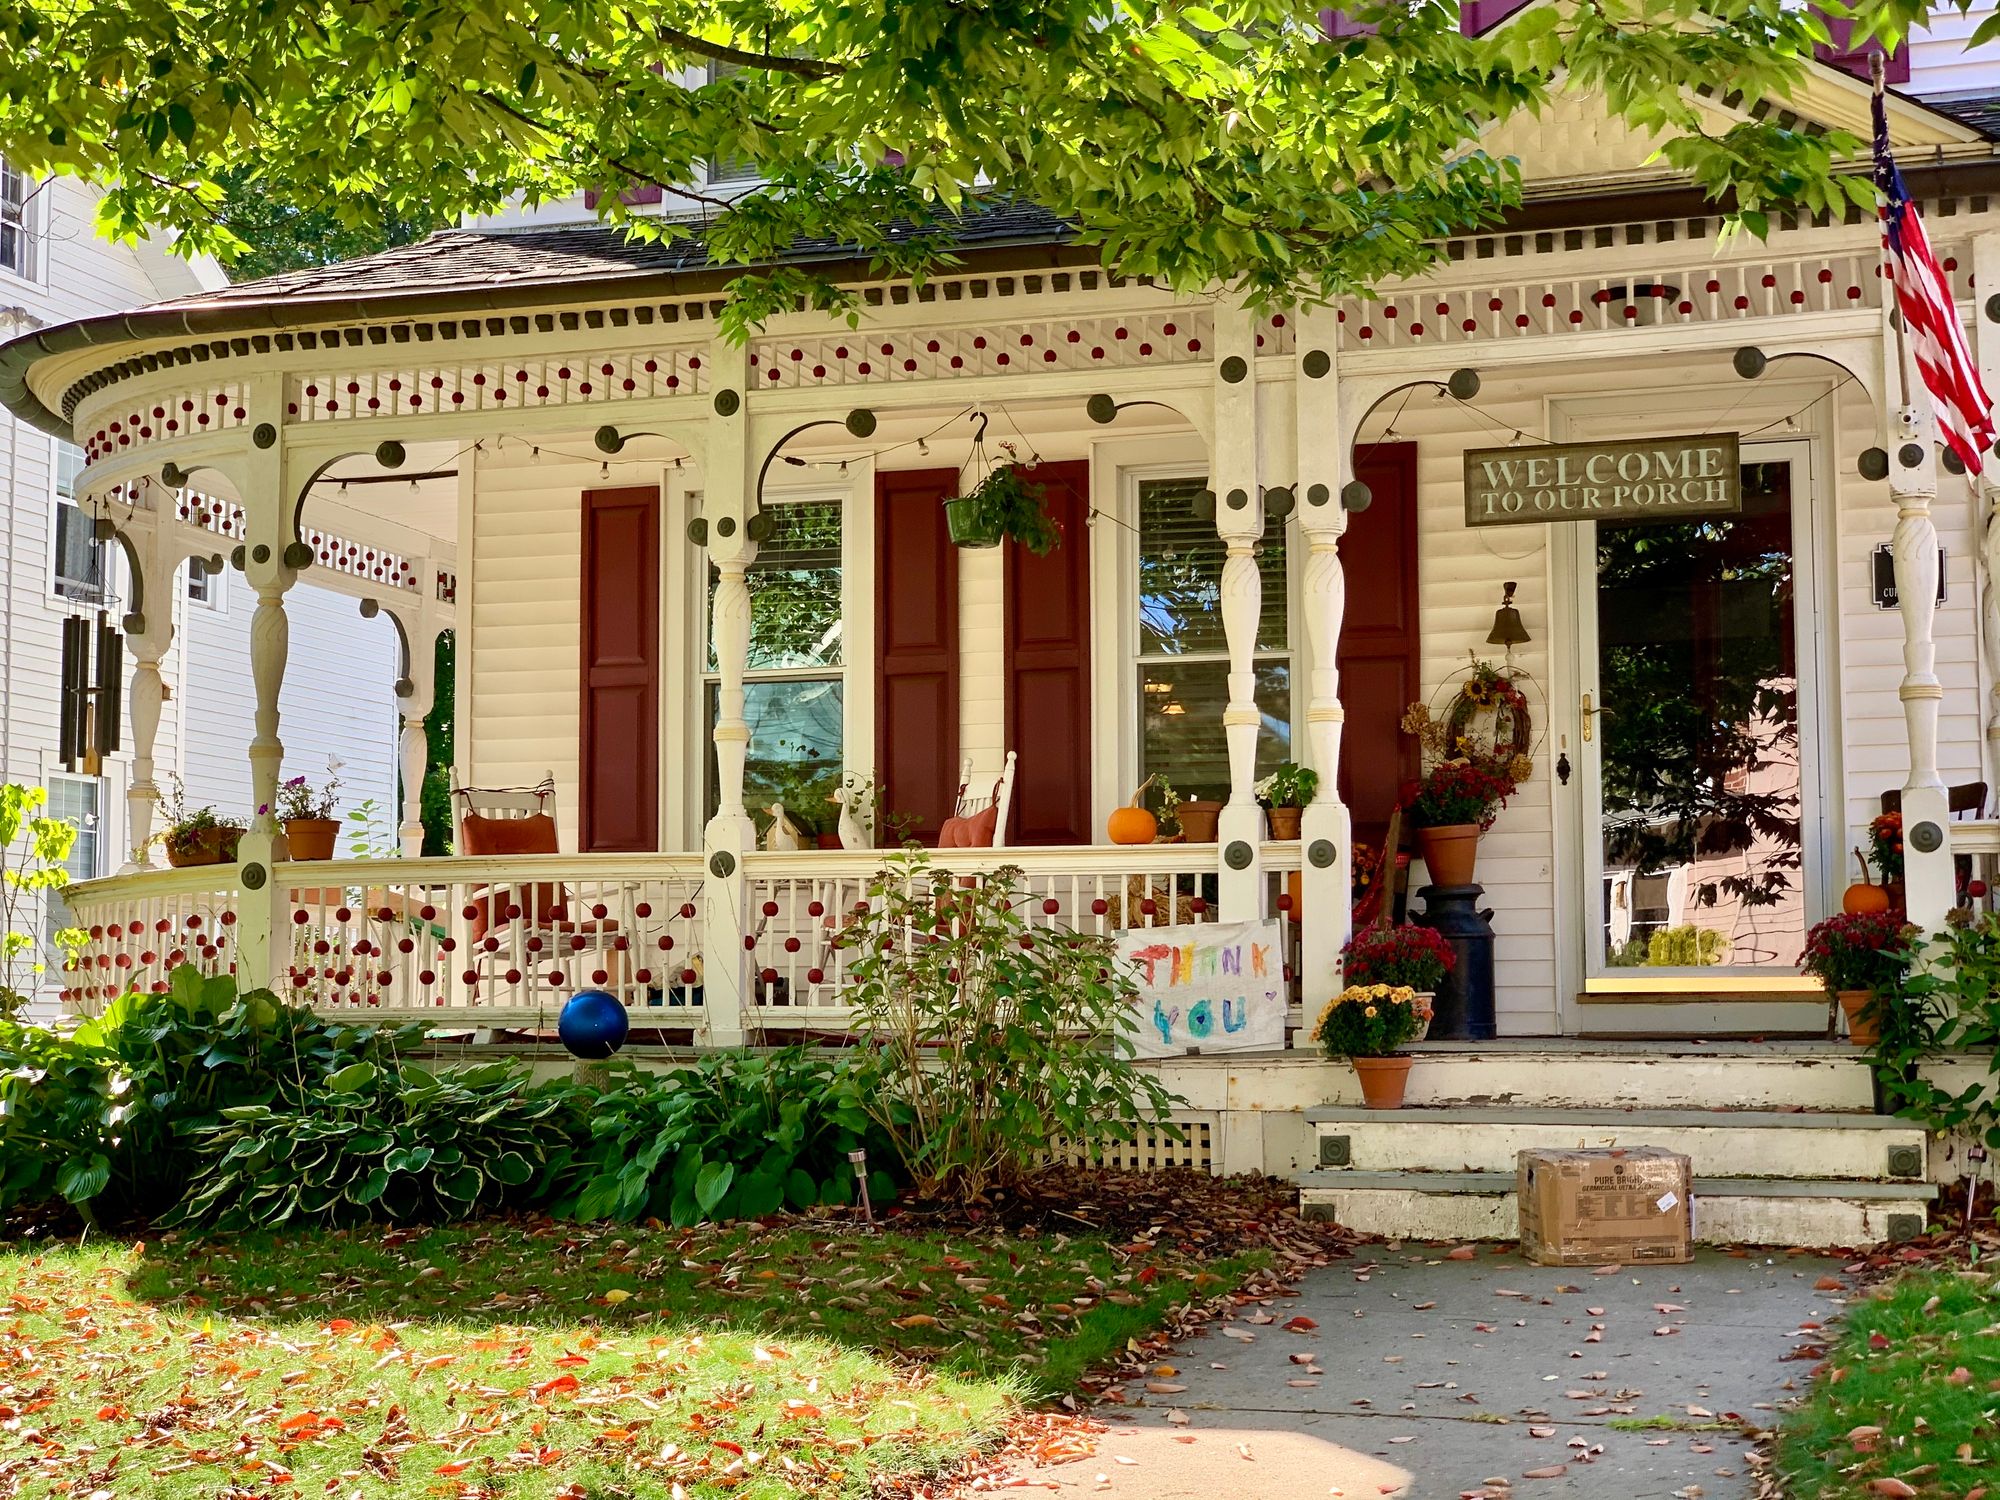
[{"x1": 58, "y1": 842, "x2": 1311, "y2": 1045}]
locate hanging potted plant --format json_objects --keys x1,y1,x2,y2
[
  {"x1": 1312, "y1": 983, "x2": 1425, "y2": 1109},
  {"x1": 1255, "y1": 762, "x2": 1318, "y2": 841},
  {"x1": 945, "y1": 429, "x2": 1062, "y2": 553},
  {"x1": 155, "y1": 775, "x2": 245, "y2": 869},
  {"x1": 276, "y1": 758, "x2": 344, "y2": 860},
  {"x1": 1800, "y1": 910, "x2": 1914, "y2": 1045},
  {"x1": 1342, "y1": 924, "x2": 1455, "y2": 1039}
]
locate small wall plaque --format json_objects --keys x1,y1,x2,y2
[{"x1": 1870, "y1": 542, "x2": 1946, "y2": 610}]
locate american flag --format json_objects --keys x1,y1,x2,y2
[{"x1": 1874, "y1": 89, "x2": 1996, "y2": 474}]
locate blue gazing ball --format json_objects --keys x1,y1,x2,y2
[{"x1": 558, "y1": 989, "x2": 629, "y2": 1059}]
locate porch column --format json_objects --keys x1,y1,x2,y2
[
  {"x1": 234, "y1": 379, "x2": 298, "y2": 990},
  {"x1": 390, "y1": 581, "x2": 444, "y2": 856},
  {"x1": 1886, "y1": 341, "x2": 1954, "y2": 928},
  {"x1": 1213, "y1": 300, "x2": 1265, "y2": 920},
  {"x1": 119, "y1": 521, "x2": 180, "y2": 871},
  {"x1": 700, "y1": 339, "x2": 756, "y2": 1048},
  {"x1": 1294, "y1": 307, "x2": 1350, "y2": 1012}
]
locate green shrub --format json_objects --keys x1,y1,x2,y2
[
  {"x1": 842, "y1": 849, "x2": 1181, "y2": 1201},
  {"x1": 169, "y1": 1060, "x2": 566, "y2": 1230},
  {"x1": 548, "y1": 1048, "x2": 899, "y2": 1226},
  {"x1": 0, "y1": 965, "x2": 415, "y2": 1224}
]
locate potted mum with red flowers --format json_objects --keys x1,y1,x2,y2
[
  {"x1": 1800, "y1": 910, "x2": 1913, "y2": 1044},
  {"x1": 1403, "y1": 760, "x2": 1515, "y2": 887},
  {"x1": 1342, "y1": 924, "x2": 1455, "y2": 1039}
]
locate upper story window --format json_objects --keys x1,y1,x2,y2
[
  {"x1": 51, "y1": 443, "x2": 107, "y2": 605},
  {"x1": 0, "y1": 157, "x2": 30, "y2": 279},
  {"x1": 704, "y1": 63, "x2": 762, "y2": 189},
  {"x1": 1135, "y1": 476, "x2": 1292, "y2": 804}
]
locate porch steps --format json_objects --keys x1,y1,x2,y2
[
  {"x1": 1297, "y1": 1170, "x2": 1936, "y2": 1251},
  {"x1": 1304, "y1": 1105, "x2": 1929, "y2": 1183},
  {"x1": 1319, "y1": 1042, "x2": 1877, "y2": 1113}
]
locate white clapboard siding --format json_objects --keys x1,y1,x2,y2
[
  {"x1": 1909, "y1": 6, "x2": 2000, "y2": 100},
  {"x1": 176, "y1": 579, "x2": 401, "y2": 832},
  {"x1": 958, "y1": 544, "x2": 1007, "y2": 768},
  {"x1": 468, "y1": 440, "x2": 587, "y2": 850}
]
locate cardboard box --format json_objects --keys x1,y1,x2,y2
[{"x1": 1516, "y1": 1147, "x2": 1693, "y2": 1266}]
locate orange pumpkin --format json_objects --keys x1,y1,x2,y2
[
  {"x1": 1843, "y1": 847, "x2": 1891, "y2": 915},
  {"x1": 1107, "y1": 777, "x2": 1160, "y2": 846}
]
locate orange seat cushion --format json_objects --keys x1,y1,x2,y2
[{"x1": 460, "y1": 812, "x2": 565, "y2": 942}]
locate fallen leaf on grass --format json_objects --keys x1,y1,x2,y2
[{"x1": 1865, "y1": 1481, "x2": 1918, "y2": 1498}]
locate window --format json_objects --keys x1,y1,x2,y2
[
  {"x1": 41, "y1": 774, "x2": 101, "y2": 965},
  {"x1": 703, "y1": 497, "x2": 846, "y2": 835},
  {"x1": 1135, "y1": 477, "x2": 1292, "y2": 804},
  {"x1": 184, "y1": 555, "x2": 219, "y2": 607},
  {"x1": 703, "y1": 63, "x2": 762, "y2": 188},
  {"x1": 51, "y1": 442, "x2": 106, "y2": 604},
  {"x1": 0, "y1": 158, "x2": 29, "y2": 278}
]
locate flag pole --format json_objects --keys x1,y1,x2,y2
[{"x1": 1874, "y1": 51, "x2": 1915, "y2": 413}]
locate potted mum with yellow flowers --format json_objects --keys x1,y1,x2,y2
[{"x1": 1312, "y1": 983, "x2": 1425, "y2": 1109}]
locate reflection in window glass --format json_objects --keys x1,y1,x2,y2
[
  {"x1": 52, "y1": 444, "x2": 103, "y2": 604},
  {"x1": 0, "y1": 158, "x2": 28, "y2": 277},
  {"x1": 703, "y1": 497, "x2": 846, "y2": 838},
  {"x1": 41, "y1": 775, "x2": 99, "y2": 962},
  {"x1": 1135, "y1": 478, "x2": 1291, "y2": 804}
]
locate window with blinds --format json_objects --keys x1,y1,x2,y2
[
  {"x1": 51, "y1": 442, "x2": 105, "y2": 604},
  {"x1": 1136, "y1": 477, "x2": 1292, "y2": 804},
  {"x1": 703, "y1": 497, "x2": 846, "y2": 837},
  {"x1": 0, "y1": 158, "x2": 28, "y2": 278},
  {"x1": 703, "y1": 62, "x2": 762, "y2": 188}
]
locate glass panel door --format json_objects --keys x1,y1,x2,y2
[{"x1": 1582, "y1": 458, "x2": 1813, "y2": 977}]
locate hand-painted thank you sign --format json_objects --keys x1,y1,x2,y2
[
  {"x1": 1116, "y1": 919, "x2": 1287, "y2": 1058},
  {"x1": 1464, "y1": 434, "x2": 1740, "y2": 527}
]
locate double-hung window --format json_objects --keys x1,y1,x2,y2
[
  {"x1": 703, "y1": 496, "x2": 846, "y2": 831},
  {"x1": 41, "y1": 774, "x2": 101, "y2": 966},
  {"x1": 703, "y1": 62, "x2": 762, "y2": 189},
  {"x1": 1134, "y1": 476, "x2": 1292, "y2": 803},
  {"x1": 51, "y1": 442, "x2": 106, "y2": 604},
  {"x1": 0, "y1": 158, "x2": 29, "y2": 279},
  {"x1": 185, "y1": 555, "x2": 219, "y2": 607}
]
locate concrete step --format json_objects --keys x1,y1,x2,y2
[
  {"x1": 1297, "y1": 1169, "x2": 1936, "y2": 1250},
  {"x1": 1308, "y1": 1042, "x2": 1877, "y2": 1113},
  {"x1": 1305, "y1": 1105, "x2": 1927, "y2": 1182}
]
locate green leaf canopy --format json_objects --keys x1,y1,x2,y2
[{"x1": 0, "y1": 0, "x2": 1973, "y2": 332}]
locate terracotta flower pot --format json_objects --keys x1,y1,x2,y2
[
  {"x1": 1416, "y1": 823, "x2": 1481, "y2": 887},
  {"x1": 285, "y1": 818, "x2": 341, "y2": 861},
  {"x1": 1266, "y1": 805, "x2": 1303, "y2": 841},
  {"x1": 1838, "y1": 989, "x2": 1882, "y2": 1046},
  {"x1": 1352, "y1": 1054, "x2": 1414, "y2": 1110},
  {"x1": 1176, "y1": 800, "x2": 1222, "y2": 843},
  {"x1": 816, "y1": 831, "x2": 845, "y2": 850},
  {"x1": 165, "y1": 825, "x2": 244, "y2": 868}
]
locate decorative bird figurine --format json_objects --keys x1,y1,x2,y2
[
  {"x1": 829, "y1": 775, "x2": 873, "y2": 850},
  {"x1": 763, "y1": 802, "x2": 804, "y2": 851}
]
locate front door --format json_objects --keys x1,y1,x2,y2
[{"x1": 1575, "y1": 444, "x2": 1827, "y2": 996}]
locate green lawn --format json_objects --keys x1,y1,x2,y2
[
  {"x1": 1775, "y1": 1269, "x2": 2000, "y2": 1498},
  {"x1": 0, "y1": 1216, "x2": 1264, "y2": 1498}
]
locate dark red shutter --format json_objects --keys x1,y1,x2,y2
[
  {"x1": 579, "y1": 486, "x2": 661, "y2": 851},
  {"x1": 876, "y1": 468, "x2": 961, "y2": 844},
  {"x1": 1462, "y1": 0, "x2": 1534, "y2": 32},
  {"x1": 1004, "y1": 460, "x2": 1092, "y2": 845},
  {"x1": 1335, "y1": 443, "x2": 1419, "y2": 844},
  {"x1": 1812, "y1": 13, "x2": 1910, "y2": 84}
]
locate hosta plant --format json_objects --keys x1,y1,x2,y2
[
  {"x1": 167, "y1": 1060, "x2": 566, "y2": 1230},
  {"x1": 548, "y1": 1048, "x2": 900, "y2": 1226},
  {"x1": 841, "y1": 849, "x2": 1182, "y2": 1200}
]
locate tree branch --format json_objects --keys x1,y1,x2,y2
[{"x1": 654, "y1": 26, "x2": 842, "y2": 79}]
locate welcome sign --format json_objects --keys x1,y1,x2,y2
[
  {"x1": 1116, "y1": 920, "x2": 1287, "y2": 1058},
  {"x1": 1464, "y1": 434, "x2": 1740, "y2": 527}
]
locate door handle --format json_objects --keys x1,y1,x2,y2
[{"x1": 1581, "y1": 691, "x2": 1615, "y2": 743}]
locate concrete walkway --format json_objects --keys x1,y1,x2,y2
[{"x1": 1032, "y1": 1246, "x2": 1846, "y2": 1499}]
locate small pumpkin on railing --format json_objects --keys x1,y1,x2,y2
[
  {"x1": 1842, "y1": 848, "x2": 1892, "y2": 916},
  {"x1": 1107, "y1": 777, "x2": 1160, "y2": 846}
]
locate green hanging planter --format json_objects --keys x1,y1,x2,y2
[{"x1": 945, "y1": 496, "x2": 1006, "y2": 548}]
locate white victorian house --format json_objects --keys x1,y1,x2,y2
[
  {"x1": 7, "y1": 11, "x2": 2000, "y2": 1244},
  {"x1": 0, "y1": 160, "x2": 400, "y2": 1015}
]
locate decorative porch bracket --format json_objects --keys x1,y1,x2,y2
[
  {"x1": 1212, "y1": 301, "x2": 1266, "y2": 921},
  {"x1": 700, "y1": 336, "x2": 756, "y2": 1047},
  {"x1": 1294, "y1": 306, "x2": 1351, "y2": 1019}
]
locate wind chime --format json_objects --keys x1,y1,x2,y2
[{"x1": 59, "y1": 518, "x2": 122, "y2": 774}]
